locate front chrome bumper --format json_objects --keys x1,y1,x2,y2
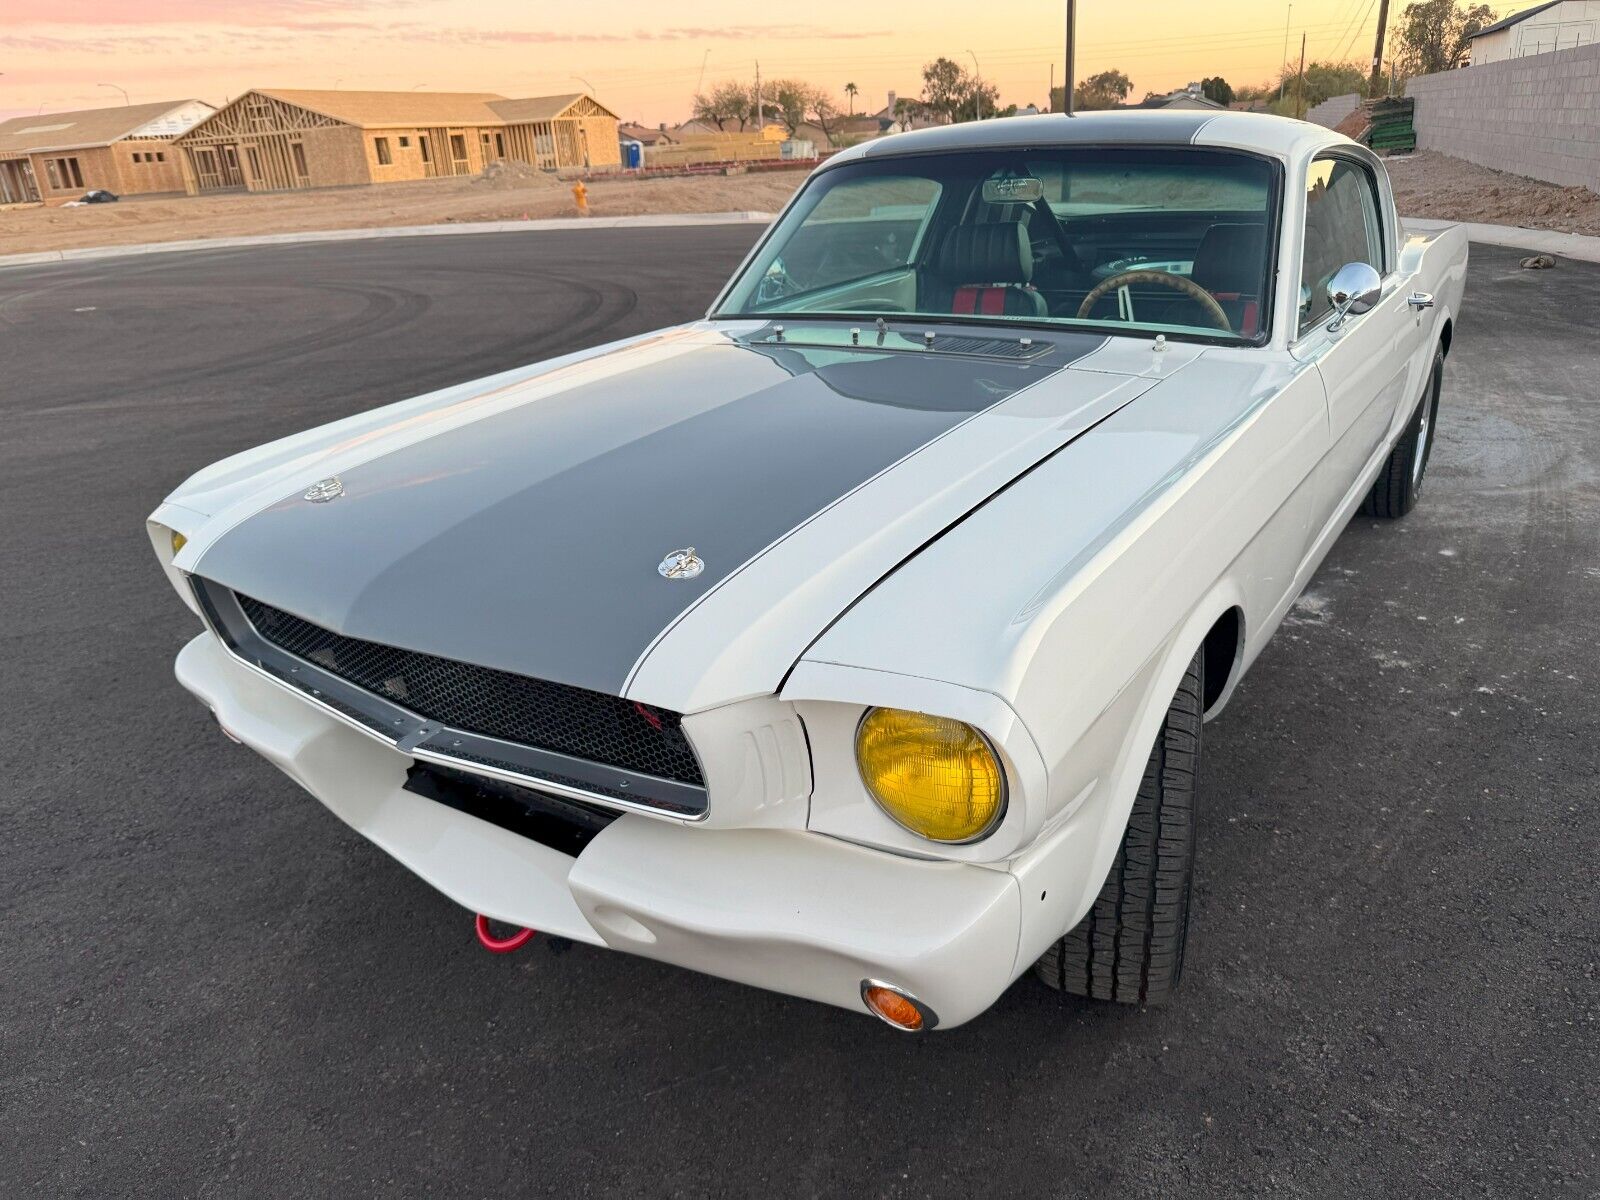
[{"x1": 176, "y1": 632, "x2": 1026, "y2": 1027}]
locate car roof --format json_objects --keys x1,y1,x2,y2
[{"x1": 825, "y1": 110, "x2": 1351, "y2": 169}]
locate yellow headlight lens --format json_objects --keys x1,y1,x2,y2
[
  {"x1": 855, "y1": 708, "x2": 1005, "y2": 843},
  {"x1": 170, "y1": 529, "x2": 188, "y2": 555}
]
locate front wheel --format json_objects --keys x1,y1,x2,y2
[
  {"x1": 1363, "y1": 348, "x2": 1444, "y2": 519},
  {"x1": 1034, "y1": 650, "x2": 1202, "y2": 1005}
]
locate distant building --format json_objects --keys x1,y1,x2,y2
[
  {"x1": 1133, "y1": 83, "x2": 1226, "y2": 111},
  {"x1": 172, "y1": 89, "x2": 620, "y2": 194},
  {"x1": 1467, "y1": 1, "x2": 1599, "y2": 64},
  {"x1": 619, "y1": 123, "x2": 676, "y2": 147},
  {"x1": 0, "y1": 99, "x2": 214, "y2": 205},
  {"x1": 872, "y1": 91, "x2": 947, "y2": 133}
]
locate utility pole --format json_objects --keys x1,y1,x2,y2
[
  {"x1": 1278, "y1": 4, "x2": 1292, "y2": 101},
  {"x1": 967, "y1": 50, "x2": 982, "y2": 121},
  {"x1": 753, "y1": 60, "x2": 762, "y2": 134},
  {"x1": 1063, "y1": 0, "x2": 1077, "y2": 114},
  {"x1": 1369, "y1": 0, "x2": 1392, "y2": 94},
  {"x1": 1295, "y1": 32, "x2": 1307, "y2": 120}
]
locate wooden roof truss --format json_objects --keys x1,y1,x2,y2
[{"x1": 180, "y1": 93, "x2": 345, "y2": 146}]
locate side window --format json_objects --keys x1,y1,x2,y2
[{"x1": 1299, "y1": 157, "x2": 1383, "y2": 335}]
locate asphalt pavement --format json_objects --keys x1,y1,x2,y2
[{"x1": 2, "y1": 230, "x2": 1595, "y2": 1196}]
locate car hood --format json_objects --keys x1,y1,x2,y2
[{"x1": 179, "y1": 322, "x2": 1197, "y2": 712}]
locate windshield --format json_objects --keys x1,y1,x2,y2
[{"x1": 716, "y1": 146, "x2": 1278, "y2": 342}]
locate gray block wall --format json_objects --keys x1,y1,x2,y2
[
  {"x1": 1406, "y1": 43, "x2": 1600, "y2": 192},
  {"x1": 1306, "y1": 92, "x2": 1362, "y2": 129}
]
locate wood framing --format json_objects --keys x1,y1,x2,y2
[
  {"x1": 174, "y1": 89, "x2": 622, "y2": 195},
  {"x1": 0, "y1": 99, "x2": 214, "y2": 205}
]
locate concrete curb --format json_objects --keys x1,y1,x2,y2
[
  {"x1": 0, "y1": 210, "x2": 779, "y2": 270},
  {"x1": 1403, "y1": 218, "x2": 1600, "y2": 264}
]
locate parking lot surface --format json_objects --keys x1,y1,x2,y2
[{"x1": 2, "y1": 231, "x2": 1595, "y2": 1196}]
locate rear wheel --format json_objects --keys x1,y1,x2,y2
[
  {"x1": 1363, "y1": 348, "x2": 1444, "y2": 519},
  {"x1": 1034, "y1": 651, "x2": 1202, "y2": 1005}
]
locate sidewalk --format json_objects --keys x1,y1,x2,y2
[{"x1": 1403, "y1": 218, "x2": 1600, "y2": 264}]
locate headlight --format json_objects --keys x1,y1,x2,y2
[
  {"x1": 854, "y1": 708, "x2": 1005, "y2": 843},
  {"x1": 170, "y1": 529, "x2": 188, "y2": 555}
]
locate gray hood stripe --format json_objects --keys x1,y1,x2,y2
[{"x1": 196, "y1": 331, "x2": 1104, "y2": 696}]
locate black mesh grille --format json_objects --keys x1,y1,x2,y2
[{"x1": 234, "y1": 594, "x2": 704, "y2": 787}]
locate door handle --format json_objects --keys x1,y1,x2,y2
[{"x1": 1407, "y1": 291, "x2": 1435, "y2": 311}]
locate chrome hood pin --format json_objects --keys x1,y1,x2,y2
[
  {"x1": 302, "y1": 476, "x2": 344, "y2": 503},
  {"x1": 657, "y1": 547, "x2": 704, "y2": 580}
]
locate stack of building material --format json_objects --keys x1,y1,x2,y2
[{"x1": 1365, "y1": 96, "x2": 1417, "y2": 155}]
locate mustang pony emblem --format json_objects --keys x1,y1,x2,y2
[
  {"x1": 302, "y1": 477, "x2": 344, "y2": 503},
  {"x1": 657, "y1": 547, "x2": 704, "y2": 580}
]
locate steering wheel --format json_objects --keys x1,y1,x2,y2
[{"x1": 1076, "y1": 269, "x2": 1232, "y2": 332}]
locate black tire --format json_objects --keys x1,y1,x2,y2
[
  {"x1": 1034, "y1": 651, "x2": 1202, "y2": 1005},
  {"x1": 1362, "y1": 348, "x2": 1443, "y2": 519}
]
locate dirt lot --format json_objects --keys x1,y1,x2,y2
[
  {"x1": 1385, "y1": 149, "x2": 1600, "y2": 235},
  {"x1": 0, "y1": 168, "x2": 805, "y2": 255},
  {"x1": 1, "y1": 149, "x2": 1596, "y2": 254}
]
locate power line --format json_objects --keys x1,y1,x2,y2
[{"x1": 1335, "y1": 0, "x2": 1381, "y2": 63}]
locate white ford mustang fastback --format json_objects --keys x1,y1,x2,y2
[{"x1": 150, "y1": 112, "x2": 1467, "y2": 1030}]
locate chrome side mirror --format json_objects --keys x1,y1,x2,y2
[{"x1": 1326, "y1": 261, "x2": 1382, "y2": 332}]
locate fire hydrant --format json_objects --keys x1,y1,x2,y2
[{"x1": 572, "y1": 180, "x2": 589, "y2": 216}]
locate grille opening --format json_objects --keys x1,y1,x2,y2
[
  {"x1": 234, "y1": 592, "x2": 705, "y2": 788},
  {"x1": 403, "y1": 763, "x2": 617, "y2": 858}
]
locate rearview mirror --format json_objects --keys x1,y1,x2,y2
[
  {"x1": 1326, "y1": 261, "x2": 1382, "y2": 331},
  {"x1": 982, "y1": 177, "x2": 1044, "y2": 203}
]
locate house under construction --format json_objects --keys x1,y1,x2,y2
[
  {"x1": 0, "y1": 99, "x2": 215, "y2": 205},
  {"x1": 172, "y1": 89, "x2": 621, "y2": 194}
]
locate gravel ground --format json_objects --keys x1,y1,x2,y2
[
  {"x1": 1386, "y1": 149, "x2": 1600, "y2": 235},
  {"x1": 0, "y1": 169, "x2": 805, "y2": 254},
  {"x1": 1, "y1": 231, "x2": 1596, "y2": 1197}
]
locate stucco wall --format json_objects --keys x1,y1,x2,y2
[
  {"x1": 1305, "y1": 92, "x2": 1362, "y2": 129},
  {"x1": 1407, "y1": 43, "x2": 1600, "y2": 191}
]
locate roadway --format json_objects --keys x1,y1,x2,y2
[{"x1": 2, "y1": 228, "x2": 1595, "y2": 1195}]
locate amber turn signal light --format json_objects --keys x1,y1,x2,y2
[{"x1": 861, "y1": 981, "x2": 936, "y2": 1032}]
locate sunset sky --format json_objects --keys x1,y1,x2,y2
[{"x1": 1, "y1": 0, "x2": 1544, "y2": 125}]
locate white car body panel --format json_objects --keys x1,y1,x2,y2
[{"x1": 152, "y1": 112, "x2": 1469, "y2": 1027}]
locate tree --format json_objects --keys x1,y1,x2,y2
[
  {"x1": 808, "y1": 92, "x2": 848, "y2": 145},
  {"x1": 1260, "y1": 59, "x2": 1385, "y2": 112},
  {"x1": 1395, "y1": 0, "x2": 1497, "y2": 76},
  {"x1": 767, "y1": 78, "x2": 823, "y2": 136},
  {"x1": 1072, "y1": 69, "x2": 1134, "y2": 110},
  {"x1": 844, "y1": 81, "x2": 858, "y2": 115},
  {"x1": 953, "y1": 78, "x2": 1002, "y2": 122},
  {"x1": 917, "y1": 56, "x2": 1002, "y2": 123},
  {"x1": 691, "y1": 80, "x2": 755, "y2": 131},
  {"x1": 921, "y1": 56, "x2": 968, "y2": 123},
  {"x1": 893, "y1": 95, "x2": 930, "y2": 124},
  {"x1": 1200, "y1": 76, "x2": 1235, "y2": 106}
]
